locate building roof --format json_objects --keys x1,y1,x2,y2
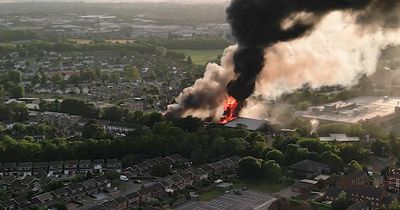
[
  {"x1": 319, "y1": 134, "x2": 360, "y2": 142},
  {"x1": 100, "y1": 200, "x2": 119, "y2": 209},
  {"x1": 347, "y1": 201, "x2": 370, "y2": 210},
  {"x1": 17, "y1": 162, "x2": 33, "y2": 168},
  {"x1": 33, "y1": 192, "x2": 54, "y2": 203},
  {"x1": 124, "y1": 191, "x2": 141, "y2": 200},
  {"x1": 225, "y1": 117, "x2": 267, "y2": 131},
  {"x1": 288, "y1": 159, "x2": 329, "y2": 174},
  {"x1": 113, "y1": 196, "x2": 128, "y2": 205},
  {"x1": 52, "y1": 187, "x2": 69, "y2": 196},
  {"x1": 80, "y1": 179, "x2": 97, "y2": 189}
]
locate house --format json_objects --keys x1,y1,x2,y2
[
  {"x1": 178, "y1": 173, "x2": 194, "y2": 189},
  {"x1": 79, "y1": 159, "x2": 92, "y2": 173},
  {"x1": 92, "y1": 159, "x2": 104, "y2": 173},
  {"x1": 288, "y1": 160, "x2": 330, "y2": 178},
  {"x1": 138, "y1": 183, "x2": 166, "y2": 202},
  {"x1": 0, "y1": 200, "x2": 15, "y2": 210},
  {"x1": 186, "y1": 167, "x2": 208, "y2": 182},
  {"x1": 100, "y1": 200, "x2": 120, "y2": 209},
  {"x1": 292, "y1": 179, "x2": 319, "y2": 193},
  {"x1": 49, "y1": 161, "x2": 64, "y2": 175},
  {"x1": 336, "y1": 171, "x2": 370, "y2": 189},
  {"x1": 93, "y1": 175, "x2": 111, "y2": 190},
  {"x1": 51, "y1": 187, "x2": 70, "y2": 201},
  {"x1": 64, "y1": 160, "x2": 79, "y2": 175},
  {"x1": 66, "y1": 183, "x2": 86, "y2": 200},
  {"x1": 105, "y1": 159, "x2": 122, "y2": 173},
  {"x1": 2, "y1": 162, "x2": 17, "y2": 176},
  {"x1": 165, "y1": 154, "x2": 190, "y2": 169},
  {"x1": 383, "y1": 168, "x2": 400, "y2": 193},
  {"x1": 217, "y1": 158, "x2": 236, "y2": 172},
  {"x1": 20, "y1": 176, "x2": 37, "y2": 191},
  {"x1": 124, "y1": 191, "x2": 141, "y2": 207},
  {"x1": 0, "y1": 176, "x2": 17, "y2": 188},
  {"x1": 31, "y1": 192, "x2": 55, "y2": 208},
  {"x1": 170, "y1": 174, "x2": 185, "y2": 191},
  {"x1": 268, "y1": 197, "x2": 312, "y2": 210},
  {"x1": 33, "y1": 162, "x2": 49, "y2": 177},
  {"x1": 199, "y1": 164, "x2": 213, "y2": 176},
  {"x1": 325, "y1": 186, "x2": 389, "y2": 210},
  {"x1": 135, "y1": 162, "x2": 152, "y2": 177},
  {"x1": 208, "y1": 162, "x2": 224, "y2": 175},
  {"x1": 124, "y1": 166, "x2": 141, "y2": 178},
  {"x1": 9, "y1": 179, "x2": 30, "y2": 194},
  {"x1": 113, "y1": 196, "x2": 129, "y2": 209},
  {"x1": 16, "y1": 162, "x2": 33, "y2": 176},
  {"x1": 80, "y1": 179, "x2": 98, "y2": 195},
  {"x1": 11, "y1": 195, "x2": 32, "y2": 209}
]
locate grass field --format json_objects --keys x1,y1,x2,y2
[
  {"x1": 199, "y1": 189, "x2": 224, "y2": 201},
  {"x1": 234, "y1": 180, "x2": 290, "y2": 193},
  {"x1": 171, "y1": 49, "x2": 223, "y2": 65},
  {"x1": 67, "y1": 39, "x2": 92, "y2": 44}
]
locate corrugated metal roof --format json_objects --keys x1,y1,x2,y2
[{"x1": 224, "y1": 117, "x2": 267, "y2": 131}]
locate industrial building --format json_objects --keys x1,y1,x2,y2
[{"x1": 296, "y1": 96, "x2": 400, "y2": 124}]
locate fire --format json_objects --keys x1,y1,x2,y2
[{"x1": 219, "y1": 96, "x2": 239, "y2": 124}]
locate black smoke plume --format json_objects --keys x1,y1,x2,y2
[
  {"x1": 225, "y1": 0, "x2": 378, "y2": 102},
  {"x1": 166, "y1": 0, "x2": 400, "y2": 120}
]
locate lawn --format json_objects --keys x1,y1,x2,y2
[
  {"x1": 234, "y1": 179, "x2": 290, "y2": 193},
  {"x1": 199, "y1": 189, "x2": 224, "y2": 202},
  {"x1": 171, "y1": 49, "x2": 224, "y2": 65}
]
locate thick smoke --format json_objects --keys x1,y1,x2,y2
[
  {"x1": 166, "y1": 0, "x2": 400, "y2": 120},
  {"x1": 165, "y1": 46, "x2": 236, "y2": 120}
]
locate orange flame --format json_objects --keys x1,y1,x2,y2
[{"x1": 219, "y1": 96, "x2": 239, "y2": 124}]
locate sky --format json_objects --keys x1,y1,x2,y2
[{"x1": 0, "y1": 0, "x2": 229, "y2": 3}]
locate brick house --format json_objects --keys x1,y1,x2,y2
[
  {"x1": 33, "y1": 162, "x2": 49, "y2": 177},
  {"x1": 336, "y1": 171, "x2": 370, "y2": 189}
]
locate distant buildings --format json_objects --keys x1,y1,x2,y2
[
  {"x1": 319, "y1": 134, "x2": 360, "y2": 143},
  {"x1": 297, "y1": 96, "x2": 400, "y2": 124}
]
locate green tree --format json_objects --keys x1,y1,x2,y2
[
  {"x1": 124, "y1": 66, "x2": 140, "y2": 81},
  {"x1": 10, "y1": 84, "x2": 25, "y2": 98},
  {"x1": 191, "y1": 146, "x2": 206, "y2": 166},
  {"x1": 82, "y1": 123, "x2": 106, "y2": 139},
  {"x1": 371, "y1": 140, "x2": 388, "y2": 156},
  {"x1": 261, "y1": 160, "x2": 282, "y2": 182},
  {"x1": 54, "y1": 202, "x2": 68, "y2": 210},
  {"x1": 103, "y1": 106, "x2": 125, "y2": 122},
  {"x1": 321, "y1": 151, "x2": 344, "y2": 173},
  {"x1": 186, "y1": 56, "x2": 193, "y2": 65},
  {"x1": 7, "y1": 70, "x2": 22, "y2": 84},
  {"x1": 265, "y1": 149, "x2": 284, "y2": 165},
  {"x1": 348, "y1": 160, "x2": 363, "y2": 172},
  {"x1": 238, "y1": 157, "x2": 262, "y2": 179}
]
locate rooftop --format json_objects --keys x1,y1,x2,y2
[{"x1": 225, "y1": 117, "x2": 268, "y2": 131}]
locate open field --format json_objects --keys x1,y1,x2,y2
[
  {"x1": 171, "y1": 49, "x2": 223, "y2": 65},
  {"x1": 67, "y1": 38, "x2": 92, "y2": 44}
]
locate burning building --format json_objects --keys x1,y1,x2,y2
[{"x1": 166, "y1": 0, "x2": 400, "y2": 122}]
